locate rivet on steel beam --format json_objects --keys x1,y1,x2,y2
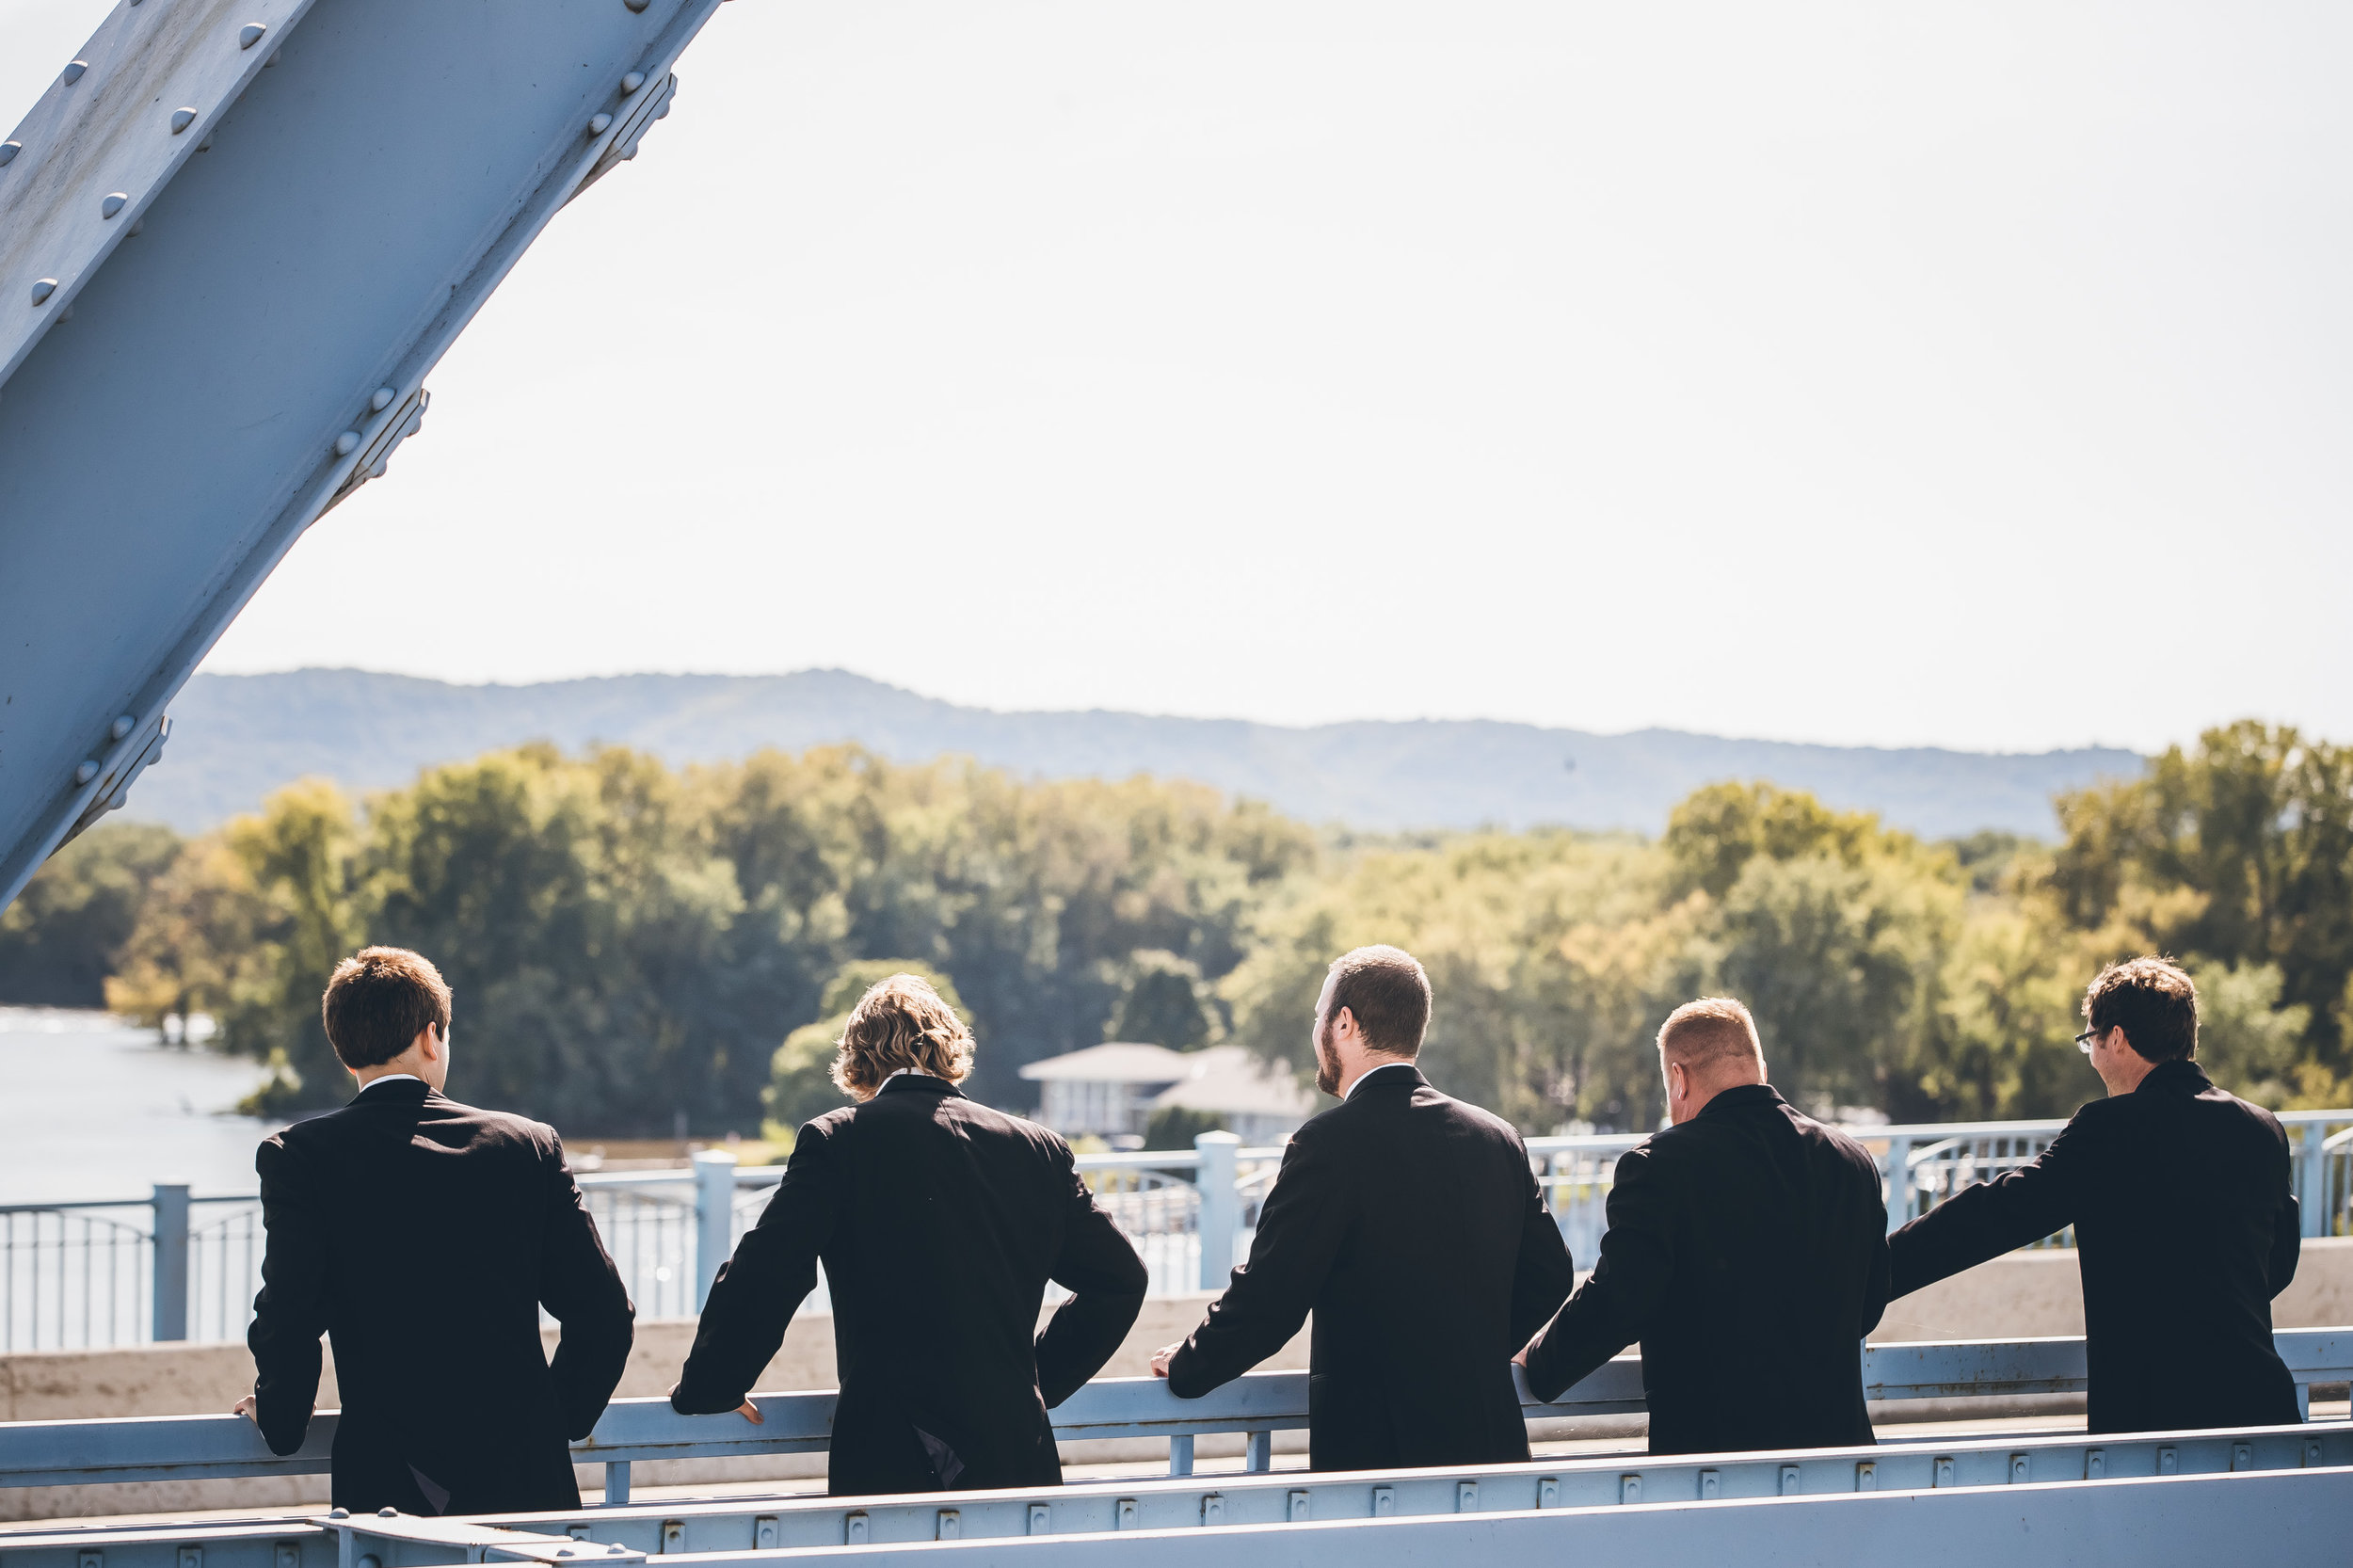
[
  {"x1": 111, "y1": 715, "x2": 135, "y2": 741},
  {"x1": 239, "y1": 23, "x2": 267, "y2": 49},
  {"x1": 624, "y1": 0, "x2": 651, "y2": 12},
  {"x1": 196, "y1": 134, "x2": 214, "y2": 152},
  {"x1": 63, "y1": 61, "x2": 88, "y2": 86},
  {"x1": 0, "y1": 142, "x2": 19, "y2": 167},
  {"x1": 102, "y1": 193, "x2": 127, "y2": 218},
  {"x1": 327, "y1": 1510, "x2": 348, "y2": 1521},
  {"x1": 621, "y1": 72, "x2": 646, "y2": 94},
  {"x1": 589, "y1": 113, "x2": 614, "y2": 136},
  {"x1": 371, "y1": 387, "x2": 394, "y2": 412},
  {"x1": 30, "y1": 279, "x2": 56, "y2": 305},
  {"x1": 171, "y1": 107, "x2": 197, "y2": 133},
  {"x1": 56, "y1": 305, "x2": 73, "y2": 322},
  {"x1": 376, "y1": 1509, "x2": 397, "y2": 1519},
  {"x1": 335, "y1": 431, "x2": 360, "y2": 456},
  {"x1": 128, "y1": 217, "x2": 144, "y2": 236},
  {"x1": 75, "y1": 760, "x2": 99, "y2": 785},
  {"x1": 265, "y1": 47, "x2": 281, "y2": 66}
]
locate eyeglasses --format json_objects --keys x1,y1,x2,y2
[{"x1": 2074, "y1": 1028, "x2": 2102, "y2": 1055}]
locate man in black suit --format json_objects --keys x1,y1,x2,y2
[
  {"x1": 1889, "y1": 956, "x2": 2301, "y2": 1433},
  {"x1": 1150, "y1": 945, "x2": 1577, "y2": 1471},
  {"x1": 672, "y1": 974, "x2": 1147, "y2": 1496},
  {"x1": 1515, "y1": 997, "x2": 1889, "y2": 1454},
  {"x1": 239, "y1": 948, "x2": 634, "y2": 1515}
]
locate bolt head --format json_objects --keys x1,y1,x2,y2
[
  {"x1": 30, "y1": 279, "x2": 56, "y2": 305},
  {"x1": 75, "y1": 760, "x2": 98, "y2": 785},
  {"x1": 239, "y1": 23, "x2": 267, "y2": 49},
  {"x1": 376, "y1": 1506, "x2": 398, "y2": 1518},
  {"x1": 371, "y1": 387, "x2": 395, "y2": 411},
  {"x1": 589, "y1": 113, "x2": 614, "y2": 136},
  {"x1": 624, "y1": 0, "x2": 651, "y2": 11},
  {"x1": 335, "y1": 431, "x2": 360, "y2": 456},
  {"x1": 102, "y1": 193, "x2": 127, "y2": 218},
  {"x1": 328, "y1": 1508, "x2": 349, "y2": 1520},
  {"x1": 63, "y1": 61, "x2": 88, "y2": 85},
  {"x1": 0, "y1": 141, "x2": 18, "y2": 167},
  {"x1": 111, "y1": 715, "x2": 134, "y2": 740},
  {"x1": 171, "y1": 107, "x2": 197, "y2": 133},
  {"x1": 621, "y1": 72, "x2": 647, "y2": 94}
]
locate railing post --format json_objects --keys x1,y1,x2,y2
[
  {"x1": 1195, "y1": 1131, "x2": 1241, "y2": 1290},
  {"x1": 151, "y1": 1182, "x2": 189, "y2": 1342},
  {"x1": 2301, "y1": 1123, "x2": 2329, "y2": 1240},
  {"x1": 694, "y1": 1150, "x2": 738, "y2": 1311},
  {"x1": 1883, "y1": 1136, "x2": 1913, "y2": 1235}
]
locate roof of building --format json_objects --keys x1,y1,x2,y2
[
  {"x1": 1017, "y1": 1042, "x2": 1196, "y2": 1083},
  {"x1": 1147, "y1": 1046, "x2": 1318, "y2": 1120}
]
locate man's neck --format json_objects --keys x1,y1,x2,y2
[{"x1": 1341, "y1": 1055, "x2": 1416, "y2": 1098}]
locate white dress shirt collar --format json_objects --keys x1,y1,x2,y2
[{"x1": 357, "y1": 1072, "x2": 427, "y2": 1094}]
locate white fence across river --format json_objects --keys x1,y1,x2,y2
[{"x1": 5, "y1": 1115, "x2": 2350, "y2": 1352}]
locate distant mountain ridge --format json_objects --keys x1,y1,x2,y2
[{"x1": 129, "y1": 669, "x2": 2141, "y2": 840}]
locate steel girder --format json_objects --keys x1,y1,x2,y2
[{"x1": 0, "y1": 0, "x2": 725, "y2": 914}]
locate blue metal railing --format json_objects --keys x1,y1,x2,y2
[
  {"x1": 1, "y1": 1332, "x2": 2345, "y2": 1503},
  {"x1": 6, "y1": 1112, "x2": 2348, "y2": 1352},
  {"x1": 3, "y1": 1418, "x2": 2347, "y2": 1567}
]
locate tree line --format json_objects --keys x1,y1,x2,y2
[{"x1": 3, "y1": 720, "x2": 2347, "y2": 1134}]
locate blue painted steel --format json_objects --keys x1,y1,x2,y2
[
  {"x1": 0, "y1": 1423, "x2": 2345, "y2": 1567},
  {"x1": 0, "y1": 0, "x2": 728, "y2": 916},
  {"x1": 2, "y1": 1333, "x2": 2345, "y2": 1494}
]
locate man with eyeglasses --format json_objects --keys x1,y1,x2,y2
[{"x1": 1886, "y1": 956, "x2": 2302, "y2": 1434}]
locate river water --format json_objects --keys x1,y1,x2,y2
[{"x1": 0, "y1": 1008, "x2": 282, "y2": 1204}]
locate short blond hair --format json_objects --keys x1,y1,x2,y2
[
  {"x1": 831, "y1": 973, "x2": 976, "y2": 1097},
  {"x1": 1657, "y1": 997, "x2": 1764, "y2": 1074}
]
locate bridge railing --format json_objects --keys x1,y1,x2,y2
[
  {"x1": 8, "y1": 1112, "x2": 2347, "y2": 1351},
  {"x1": 0, "y1": 1331, "x2": 2344, "y2": 1506},
  {"x1": 0, "y1": 1417, "x2": 2345, "y2": 1568}
]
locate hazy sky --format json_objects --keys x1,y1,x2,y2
[{"x1": 6, "y1": 2, "x2": 2347, "y2": 753}]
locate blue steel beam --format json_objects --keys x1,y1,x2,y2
[
  {"x1": 0, "y1": 0, "x2": 726, "y2": 915},
  {"x1": 0, "y1": 1426, "x2": 2345, "y2": 1568}
]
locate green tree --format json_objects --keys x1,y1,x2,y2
[
  {"x1": 0, "y1": 822, "x2": 182, "y2": 1007},
  {"x1": 1104, "y1": 950, "x2": 1217, "y2": 1048}
]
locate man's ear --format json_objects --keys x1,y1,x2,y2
[{"x1": 1332, "y1": 1005, "x2": 1356, "y2": 1045}]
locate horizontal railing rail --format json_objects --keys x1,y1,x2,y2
[{"x1": 1, "y1": 1331, "x2": 2345, "y2": 1503}]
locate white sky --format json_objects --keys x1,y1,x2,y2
[{"x1": 6, "y1": 1, "x2": 2348, "y2": 754}]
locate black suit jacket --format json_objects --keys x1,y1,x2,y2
[
  {"x1": 1165, "y1": 1064, "x2": 1577, "y2": 1472},
  {"x1": 248, "y1": 1080, "x2": 634, "y2": 1514},
  {"x1": 671, "y1": 1076, "x2": 1148, "y2": 1496},
  {"x1": 1521, "y1": 1084, "x2": 1889, "y2": 1455},
  {"x1": 1889, "y1": 1059, "x2": 2300, "y2": 1433}
]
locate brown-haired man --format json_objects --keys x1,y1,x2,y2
[
  {"x1": 672, "y1": 974, "x2": 1147, "y2": 1496},
  {"x1": 1514, "y1": 998, "x2": 1889, "y2": 1453},
  {"x1": 239, "y1": 948, "x2": 634, "y2": 1514},
  {"x1": 1150, "y1": 945, "x2": 1577, "y2": 1471},
  {"x1": 1888, "y1": 956, "x2": 2302, "y2": 1432}
]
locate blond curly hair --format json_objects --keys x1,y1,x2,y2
[{"x1": 831, "y1": 972, "x2": 976, "y2": 1098}]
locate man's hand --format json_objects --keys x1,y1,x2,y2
[
  {"x1": 232, "y1": 1394, "x2": 257, "y2": 1422},
  {"x1": 736, "y1": 1400, "x2": 763, "y2": 1424},
  {"x1": 1149, "y1": 1341, "x2": 1184, "y2": 1378},
  {"x1": 1512, "y1": 1346, "x2": 1529, "y2": 1368}
]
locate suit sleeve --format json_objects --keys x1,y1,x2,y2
[
  {"x1": 1034, "y1": 1144, "x2": 1149, "y2": 1407},
  {"x1": 1523, "y1": 1144, "x2": 1672, "y2": 1402},
  {"x1": 2269, "y1": 1127, "x2": 2302, "y2": 1298},
  {"x1": 1165, "y1": 1126, "x2": 1350, "y2": 1400},
  {"x1": 1507, "y1": 1144, "x2": 1577, "y2": 1352},
  {"x1": 1888, "y1": 1112, "x2": 2086, "y2": 1299},
  {"x1": 672, "y1": 1125, "x2": 839, "y2": 1414},
  {"x1": 537, "y1": 1132, "x2": 637, "y2": 1438},
  {"x1": 248, "y1": 1136, "x2": 328, "y2": 1456}
]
